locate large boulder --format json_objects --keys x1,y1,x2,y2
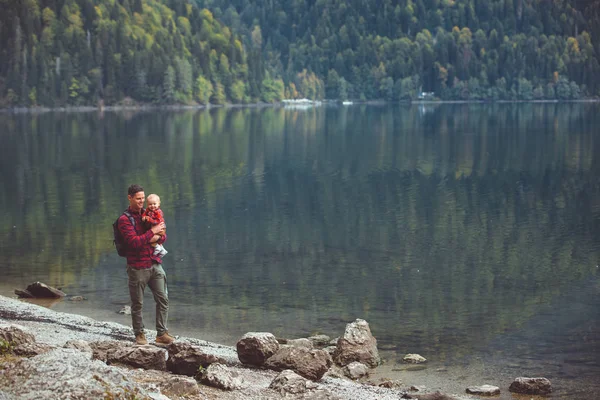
[
  {"x1": 107, "y1": 345, "x2": 168, "y2": 371},
  {"x1": 0, "y1": 348, "x2": 160, "y2": 399},
  {"x1": 509, "y1": 377, "x2": 552, "y2": 395},
  {"x1": 236, "y1": 332, "x2": 280, "y2": 366},
  {"x1": 15, "y1": 282, "x2": 66, "y2": 298},
  {"x1": 264, "y1": 346, "x2": 332, "y2": 381},
  {"x1": 0, "y1": 324, "x2": 36, "y2": 347},
  {"x1": 333, "y1": 319, "x2": 380, "y2": 367},
  {"x1": 166, "y1": 342, "x2": 226, "y2": 376},
  {"x1": 199, "y1": 363, "x2": 243, "y2": 391}
]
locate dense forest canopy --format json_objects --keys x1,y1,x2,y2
[{"x1": 1, "y1": 0, "x2": 599, "y2": 106}]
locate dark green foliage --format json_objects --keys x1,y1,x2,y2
[
  {"x1": 0, "y1": 0, "x2": 254, "y2": 106},
  {"x1": 1, "y1": 0, "x2": 599, "y2": 104},
  {"x1": 195, "y1": 0, "x2": 600, "y2": 100}
]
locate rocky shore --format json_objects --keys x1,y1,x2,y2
[{"x1": 0, "y1": 295, "x2": 553, "y2": 400}]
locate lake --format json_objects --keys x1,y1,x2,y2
[{"x1": 1, "y1": 103, "x2": 599, "y2": 398}]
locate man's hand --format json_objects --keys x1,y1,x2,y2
[{"x1": 151, "y1": 222, "x2": 166, "y2": 234}]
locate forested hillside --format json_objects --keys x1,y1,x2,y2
[
  {"x1": 1, "y1": 0, "x2": 599, "y2": 106},
  {"x1": 0, "y1": 0, "x2": 285, "y2": 107},
  {"x1": 198, "y1": 0, "x2": 600, "y2": 101}
]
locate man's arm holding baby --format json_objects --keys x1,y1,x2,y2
[{"x1": 148, "y1": 222, "x2": 166, "y2": 244}]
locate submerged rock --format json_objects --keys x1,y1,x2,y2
[
  {"x1": 403, "y1": 354, "x2": 427, "y2": 364},
  {"x1": 466, "y1": 384, "x2": 501, "y2": 396},
  {"x1": 15, "y1": 282, "x2": 66, "y2": 299},
  {"x1": 509, "y1": 377, "x2": 552, "y2": 395}
]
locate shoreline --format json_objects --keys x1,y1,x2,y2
[
  {"x1": 0, "y1": 98, "x2": 598, "y2": 114},
  {"x1": 0, "y1": 293, "x2": 574, "y2": 400},
  {"x1": 0, "y1": 294, "x2": 471, "y2": 400}
]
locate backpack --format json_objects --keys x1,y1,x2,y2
[{"x1": 113, "y1": 210, "x2": 136, "y2": 257}]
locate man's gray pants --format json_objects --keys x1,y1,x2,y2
[{"x1": 127, "y1": 263, "x2": 169, "y2": 336}]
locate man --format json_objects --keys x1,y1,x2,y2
[{"x1": 118, "y1": 184, "x2": 174, "y2": 345}]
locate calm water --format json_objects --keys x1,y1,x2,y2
[{"x1": 1, "y1": 103, "x2": 599, "y2": 397}]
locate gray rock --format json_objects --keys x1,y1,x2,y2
[
  {"x1": 343, "y1": 361, "x2": 369, "y2": 380},
  {"x1": 64, "y1": 340, "x2": 93, "y2": 356},
  {"x1": 236, "y1": 332, "x2": 280, "y2": 366},
  {"x1": 0, "y1": 348, "x2": 158, "y2": 399},
  {"x1": 333, "y1": 319, "x2": 380, "y2": 367},
  {"x1": 0, "y1": 390, "x2": 14, "y2": 400},
  {"x1": 509, "y1": 377, "x2": 552, "y2": 395},
  {"x1": 323, "y1": 346, "x2": 337, "y2": 356},
  {"x1": 376, "y1": 379, "x2": 402, "y2": 388},
  {"x1": 199, "y1": 363, "x2": 243, "y2": 390},
  {"x1": 107, "y1": 345, "x2": 168, "y2": 371},
  {"x1": 264, "y1": 345, "x2": 333, "y2": 381},
  {"x1": 403, "y1": 354, "x2": 427, "y2": 364},
  {"x1": 156, "y1": 374, "x2": 200, "y2": 397},
  {"x1": 166, "y1": 342, "x2": 226, "y2": 376},
  {"x1": 287, "y1": 338, "x2": 314, "y2": 349},
  {"x1": 68, "y1": 296, "x2": 86, "y2": 301},
  {"x1": 402, "y1": 391, "x2": 459, "y2": 400},
  {"x1": 269, "y1": 369, "x2": 319, "y2": 394},
  {"x1": 0, "y1": 324, "x2": 36, "y2": 347},
  {"x1": 13, "y1": 342, "x2": 55, "y2": 357},
  {"x1": 89, "y1": 340, "x2": 123, "y2": 362},
  {"x1": 466, "y1": 384, "x2": 501, "y2": 396},
  {"x1": 308, "y1": 335, "x2": 331, "y2": 347},
  {"x1": 118, "y1": 305, "x2": 132, "y2": 315},
  {"x1": 323, "y1": 364, "x2": 345, "y2": 379}
]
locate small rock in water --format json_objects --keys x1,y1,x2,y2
[
  {"x1": 118, "y1": 306, "x2": 131, "y2": 315},
  {"x1": 68, "y1": 296, "x2": 86, "y2": 302},
  {"x1": 466, "y1": 384, "x2": 501, "y2": 396},
  {"x1": 509, "y1": 377, "x2": 552, "y2": 395},
  {"x1": 403, "y1": 353, "x2": 427, "y2": 364}
]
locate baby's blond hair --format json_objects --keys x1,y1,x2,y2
[{"x1": 147, "y1": 193, "x2": 161, "y2": 204}]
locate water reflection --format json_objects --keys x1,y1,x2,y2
[{"x1": 1, "y1": 104, "x2": 599, "y2": 377}]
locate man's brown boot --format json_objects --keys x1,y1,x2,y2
[
  {"x1": 155, "y1": 332, "x2": 175, "y2": 345},
  {"x1": 135, "y1": 333, "x2": 148, "y2": 345}
]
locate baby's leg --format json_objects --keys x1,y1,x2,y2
[{"x1": 153, "y1": 243, "x2": 164, "y2": 255}]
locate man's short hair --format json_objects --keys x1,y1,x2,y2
[{"x1": 128, "y1": 184, "x2": 144, "y2": 197}]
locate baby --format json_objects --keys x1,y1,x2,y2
[{"x1": 142, "y1": 194, "x2": 168, "y2": 257}]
